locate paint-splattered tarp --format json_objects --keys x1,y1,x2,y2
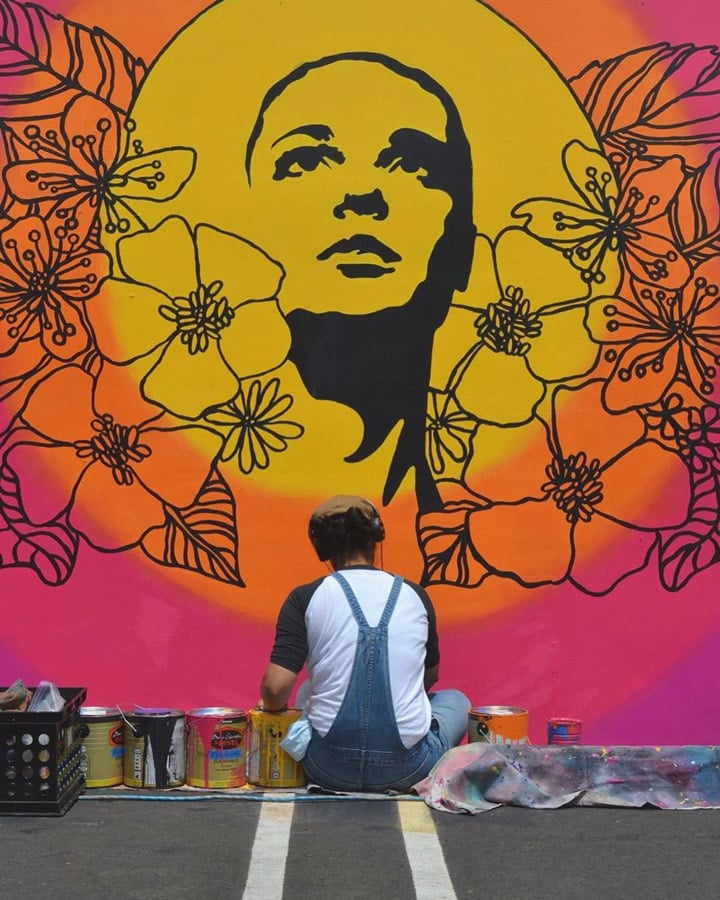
[{"x1": 414, "y1": 745, "x2": 720, "y2": 814}]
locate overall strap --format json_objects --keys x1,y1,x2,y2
[
  {"x1": 332, "y1": 572, "x2": 403, "y2": 629},
  {"x1": 378, "y1": 575, "x2": 403, "y2": 628},
  {"x1": 332, "y1": 572, "x2": 368, "y2": 627}
]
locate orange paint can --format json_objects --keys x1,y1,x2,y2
[{"x1": 468, "y1": 706, "x2": 529, "y2": 745}]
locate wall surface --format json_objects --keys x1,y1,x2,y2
[{"x1": 1, "y1": 0, "x2": 719, "y2": 744}]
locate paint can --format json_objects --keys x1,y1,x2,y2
[
  {"x1": 246, "y1": 708, "x2": 307, "y2": 788},
  {"x1": 547, "y1": 717, "x2": 582, "y2": 745},
  {"x1": 79, "y1": 707, "x2": 124, "y2": 788},
  {"x1": 186, "y1": 708, "x2": 248, "y2": 789},
  {"x1": 122, "y1": 708, "x2": 186, "y2": 789},
  {"x1": 467, "y1": 706, "x2": 529, "y2": 745}
]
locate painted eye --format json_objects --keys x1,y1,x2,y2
[
  {"x1": 375, "y1": 146, "x2": 430, "y2": 182},
  {"x1": 273, "y1": 145, "x2": 345, "y2": 181},
  {"x1": 383, "y1": 154, "x2": 423, "y2": 175}
]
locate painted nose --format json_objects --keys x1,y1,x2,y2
[{"x1": 333, "y1": 188, "x2": 389, "y2": 221}]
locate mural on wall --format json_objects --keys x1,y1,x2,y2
[{"x1": 1, "y1": 0, "x2": 719, "y2": 741}]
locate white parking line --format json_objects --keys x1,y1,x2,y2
[
  {"x1": 399, "y1": 801, "x2": 458, "y2": 900},
  {"x1": 242, "y1": 802, "x2": 295, "y2": 899}
]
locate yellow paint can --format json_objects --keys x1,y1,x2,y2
[
  {"x1": 79, "y1": 707, "x2": 124, "y2": 788},
  {"x1": 122, "y1": 709, "x2": 186, "y2": 789},
  {"x1": 246, "y1": 708, "x2": 306, "y2": 788}
]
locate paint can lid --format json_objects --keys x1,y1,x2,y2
[
  {"x1": 470, "y1": 706, "x2": 528, "y2": 716},
  {"x1": 124, "y1": 707, "x2": 185, "y2": 717},
  {"x1": 188, "y1": 707, "x2": 247, "y2": 717},
  {"x1": 80, "y1": 706, "x2": 123, "y2": 719}
]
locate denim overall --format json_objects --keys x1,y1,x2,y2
[{"x1": 302, "y1": 572, "x2": 443, "y2": 792}]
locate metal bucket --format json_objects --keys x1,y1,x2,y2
[
  {"x1": 246, "y1": 708, "x2": 306, "y2": 788},
  {"x1": 547, "y1": 717, "x2": 582, "y2": 745},
  {"x1": 468, "y1": 706, "x2": 529, "y2": 745},
  {"x1": 122, "y1": 709, "x2": 185, "y2": 789},
  {"x1": 79, "y1": 707, "x2": 124, "y2": 788},
  {"x1": 186, "y1": 708, "x2": 248, "y2": 789}
]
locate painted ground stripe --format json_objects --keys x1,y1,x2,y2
[
  {"x1": 399, "y1": 801, "x2": 459, "y2": 900},
  {"x1": 241, "y1": 802, "x2": 294, "y2": 900}
]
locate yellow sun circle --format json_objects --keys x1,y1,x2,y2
[{"x1": 122, "y1": 0, "x2": 613, "y2": 504}]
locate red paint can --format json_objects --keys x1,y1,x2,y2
[{"x1": 186, "y1": 708, "x2": 248, "y2": 789}]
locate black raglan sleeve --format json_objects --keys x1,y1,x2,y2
[
  {"x1": 269, "y1": 582, "x2": 317, "y2": 674},
  {"x1": 406, "y1": 579, "x2": 440, "y2": 669}
]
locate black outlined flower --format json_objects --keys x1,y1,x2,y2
[{"x1": 205, "y1": 376, "x2": 303, "y2": 474}]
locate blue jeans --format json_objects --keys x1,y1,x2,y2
[
  {"x1": 299, "y1": 573, "x2": 469, "y2": 792},
  {"x1": 427, "y1": 689, "x2": 473, "y2": 751}
]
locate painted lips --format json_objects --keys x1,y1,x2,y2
[{"x1": 316, "y1": 234, "x2": 401, "y2": 278}]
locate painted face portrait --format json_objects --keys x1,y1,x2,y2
[
  {"x1": 118, "y1": 0, "x2": 608, "y2": 514},
  {"x1": 245, "y1": 54, "x2": 474, "y2": 318}
]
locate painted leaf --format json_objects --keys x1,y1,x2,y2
[
  {"x1": 0, "y1": 0, "x2": 146, "y2": 119},
  {"x1": 658, "y1": 471, "x2": 720, "y2": 590},
  {"x1": 0, "y1": 124, "x2": 10, "y2": 210},
  {"x1": 0, "y1": 124, "x2": 31, "y2": 224},
  {"x1": 571, "y1": 43, "x2": 720, "y2": 167},
  {"x1": 0, "y1": 460, "x2": 78, "y2": 585},
  {"x1": 418, "y1": 500, "x2": 489, "y2": 588},
  {"x1": 141, "y1": 468, "x2": 244, "y2": 587},
  {"x1": 671, "y1": 147, "x2": 720, "y2": 261}
]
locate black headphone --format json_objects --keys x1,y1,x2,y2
[{"x1": 308, "y1": 500, "x2": 385, "y2": 562}]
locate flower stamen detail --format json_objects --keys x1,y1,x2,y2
[
  {"x1": 159, "y1": 280, "x2": 234, "y2": 354},
  {"x1": 74, "y1": 414, "x2": 152, "y2": 486},
  {"x1": 542, "y1": 451, "x2": 603, "y2": 523},
  {"x1": 474, "y1": 286, "x2": 542, "y2": 356}
]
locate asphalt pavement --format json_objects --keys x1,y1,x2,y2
[{"x1": 2, "y1": 798, "x2": 719, "y2": 899}]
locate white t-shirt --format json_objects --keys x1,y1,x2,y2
[{"x1": 270, "y1": 566, "x2": 439, "y2": 749}]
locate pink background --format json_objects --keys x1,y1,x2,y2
[{"x1": 1, "y1": 0, "x2": 719, "y2": 746}]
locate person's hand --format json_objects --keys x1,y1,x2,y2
[{"x1": 257, "y1": 699, "x2": 288, "y2": 713}]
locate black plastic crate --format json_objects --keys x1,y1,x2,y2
[{"x1": 0, "y1": 687, "x2": 87, "y2": 816}]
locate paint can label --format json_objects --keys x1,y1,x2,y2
[
  {"x1": 467, "y1": 706, "x2": 529, "y2": 745},
  {"x1": 247, "y1": 708, "x2": 306, "y2": 788},
  {"x1": 79, "y1": 710, "x2": 124, "y2": 788},
  {"x1": 186, "y1": 709, "x2": 248, "y2": 788},
  {"x1": 122, "y1": 712, "x2": 186, "y2": 789}
]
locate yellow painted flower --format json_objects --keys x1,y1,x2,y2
[
  {"x1": 88, "y1": 216, "x2": 291, "y2": 418},
  {"x1": 434, "y1": 228, "x2": 598, "y2": 426},
  {"x1": 205, "y1": 375, "x2": 304, "y2": 474}
]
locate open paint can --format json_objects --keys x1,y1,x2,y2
[
  {"x1": 468, "y1": 706, "x2": 529, "y2": 745},
  {"x1": 247, "y1": 708, "x2": 306, "y2": 788},
  {"x1": 122, "y1": 709, "x2": 185, "y2": 789},
  {"x1": 186, "y1": 708, "x2": 248, "y2": 788},
  {"x1": 547, "y1": 717, "x2": 582, "y2": 744},
  {"x1": 79, "y1": 707, "x2": 124, "y2": 787}
]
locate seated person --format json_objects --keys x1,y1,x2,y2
[{"x1": 260, "y1": 494, "x2": 470, "y2": 791}]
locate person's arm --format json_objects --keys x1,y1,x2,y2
[
  {"x1": 424, "y1": 663, "x2": 439, "y2": 692},
  {"x1": 259, "y1": 583, "x2": 314, "y2": 710},
  {"x1": 260, "y1": 662, "x2": 298, "y2": 711},
  {"x1": 407, "y1": 578, "x2": 441, "y2": 693}
]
